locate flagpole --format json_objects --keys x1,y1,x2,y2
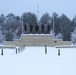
[{"x1": 37, "y1": 5, "x2": 39, "y2": 25}]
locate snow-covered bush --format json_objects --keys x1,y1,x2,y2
[
  {"x1": 55, "y1": 33, "x2": 63, "y2": 39},
  {"x1": 71, "y1": 27, "x2": 76, "y2": 44}
]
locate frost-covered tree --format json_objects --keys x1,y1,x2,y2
[
  {"x1": 71, "y1": 15, "x2": 76, "y2": 32},
  {"x1": 39, "y1": 12, "x2": 51, "y2": 25},
  {"x1": 3, "y1": 13, "x2": 22, "y2": 40},
  {"x1": 60, "y1": 14, "x2": 71, "y2": 41},
  {"x1": 22, "y1": 12, "x2": 37, "y2": 33},
  {"x1": 0, "y1": 12, "x2": 75, "y2": 41},
  {"x1": 39, "y1": 12, "x2": 51, "y2": 33},
  {"x1": 5, "y1": 31, "x2": 13, "y2": 41},
  {"x1": 23, "y1": 12, "x2": 37, "y2": 24},
  {"x1": 0, "y1": 14, "x2": 5, "y2": 23},
  {"x1": 5, "y1": 13, "x2": 18, "y2": 31},
  {"x1": 0, "y1": 14, "x2": 6, "y2": 40}
]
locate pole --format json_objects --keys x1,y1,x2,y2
[
  {"x1": 53, "y1": 12, "x2": 55, "y2": 37},
  {"x1": 16, "y1": 48, "x2": 17, "y2": 54},
  {"x1": 37, "y1": 5, "x2": 39, "y2": 25},
  {"x1": 45, "y1": 45, "x2": 47, "y2": 54},
  {"x1": 58, "y1": 49, "x2": 60, "y2": 56},
  {"x1": 1, "y1": 49, "x2": 3, "y2": 55},
  {"x1": 22, "y1": 14, "x2": 24, "y2": 34}
]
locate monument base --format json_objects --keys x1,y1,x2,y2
[{"x1": 4, "y1": 34, "x2": 72, "y2": 47}]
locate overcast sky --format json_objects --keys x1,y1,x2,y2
[{"x1": 0, "y1": 0, "x2": 76, "y2": 20}]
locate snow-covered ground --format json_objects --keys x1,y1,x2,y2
[{"x1": 0, "y1": 47, "x2": 76, "y2": 75}]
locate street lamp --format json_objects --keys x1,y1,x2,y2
[
  {"x1": 22, "y1": 14, "x2": 24, "y2": 34},
  {"x1": 52, "y1": 12, "x2": 55, "y2": 38},
  {"x1": 37, "y1": 5, "x2": 39, "y2": 25}
]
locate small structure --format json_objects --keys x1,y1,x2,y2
[{"x1": 3, "y1": 23, "x2": 72, "y2": 47}]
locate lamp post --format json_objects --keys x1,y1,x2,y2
[
  {"x1": 22, "y1": 14, "x2": 24, "y2": 34},
  {"x1": 53, "y1": 12, "x2": 55, "y2": 38},
  {"x1": 37, "y1": 5, "x2": 39, "y2": 25}
]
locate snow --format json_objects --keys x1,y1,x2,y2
[
  {"x1": 21, "y1": 34, "x2": 52, "y2": 36},
  {"x1": 0, "y1": 47, "x2": 76, "y2": 75}
]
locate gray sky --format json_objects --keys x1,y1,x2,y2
[{"x1": 0, "y1": 0, "x2": 76, "y2": 20}]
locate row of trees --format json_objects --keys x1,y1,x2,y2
[{"x1": 0, "y1": 12, "x2": 76, "y2": 42}]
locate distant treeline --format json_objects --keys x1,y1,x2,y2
[{"x1": 0, "y1": 12, "x2": 76, "y2": 41}]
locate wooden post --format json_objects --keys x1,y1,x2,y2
[
  {"x1": 1, "y1": 49, "x2": 3, "y2": 55},
  {"x1": 45, "y1": 45, "x2": 47, "y2": 54},
  {"x1": 58, "y1": 49, "x2": 60, "y2": 56},
  {"x1": 16, "y1": 48, "x2": 17, "y2": 54}
]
